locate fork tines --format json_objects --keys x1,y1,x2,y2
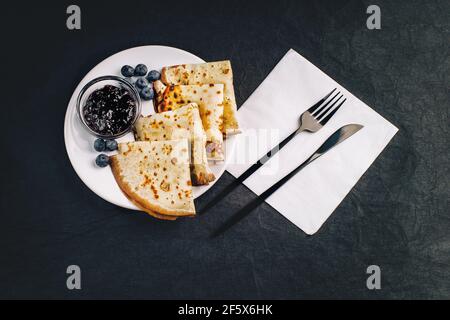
[{"x1": 308, "y1": 88, "x2": 347, "y2": 125}]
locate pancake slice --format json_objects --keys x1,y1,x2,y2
[
  {"x1": 134, "y1": 103, "x2": 215, "y2": 185},
  {"x1": 161, "y1": 60, "x2": 240, "y2": 136},
  {"x1": 110, "y1": 139, "x2": 195, "y2": 218},
  {"x1": 121, "y1": 188, "x2": 177, "y2": 221},
  {"x1": 153, "y1": 81, "x2": 225, "y2": 160},
  {"x1": 153, "y1": 80, "x2": 167, "y2": 106}
]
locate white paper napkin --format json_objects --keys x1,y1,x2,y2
[{"x1": 226, "y1": 49, "x2": 398, "y2": 235}]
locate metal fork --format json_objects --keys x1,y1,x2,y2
[
  {"x1": 298, "y1": 88, "x2": 346, "y2": 133},
  {"x1": 199, "y1": 88, "x2": 346, "y2": 215}
]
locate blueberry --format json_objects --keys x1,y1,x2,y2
[
  {"x1": 146, "y1": 70, "x2": 161, "y2": 81},
  {"x1": 121, "y1": 65, "x2": 134, "y2": 77},
  {"x1": 94, "y1": 138, "x2": 106, "y2": 152},
  {"x1": 139, "y1": 87, "x2": 154, "y2": 100},
  {"x1": 95, "y1": 154, "x2": 110, "y2": 167},
  {"x1": 134, "y1": 64, "x2": 148, "y2": 76},
  {"x1": 135, "y1": 77, "x2": 149, "y2": 89},
  {"x1": 105, "y1": 139, "x2": 118, "y2": 151}
]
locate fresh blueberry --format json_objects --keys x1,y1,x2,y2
[
  {"x1": 135, "y1": 77, "x2": 149, "y2": 89},
  {"x1": 134, "y1": 64, "x2": 148, "y2": 76},
  {"x1": 94, "y1": 138, "x2": 106, "y2": 152},
  {"x1": 105, "y1": 139, "x2": 118, "y2": 151},
  {"x1": 139, "y1": 87, "x2": 154, "y2": 100},
  {"x1": 121, "y1": 65, "x2": 135, "y2": 77},
  {"x1": 95, "y1": 154, "x2": 110, "y2": 167},
  {"x1": 146, "y1": 70, "x2": 161, "y2": 81}
]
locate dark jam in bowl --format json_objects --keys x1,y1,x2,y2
[{"x1": 82, "y1": 85, "x2": 136, "y2": 136}]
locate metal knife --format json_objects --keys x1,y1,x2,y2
[{"x1": 210, "y1": 124, "x2": 364, "y2": 237}]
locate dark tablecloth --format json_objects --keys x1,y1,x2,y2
[{"x1": 1, "y1": 0, "x2": 448, "y2": 299}]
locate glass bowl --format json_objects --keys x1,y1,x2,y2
[{"x1": 76, "y1": 75, "x2": 141, "y2": 139}]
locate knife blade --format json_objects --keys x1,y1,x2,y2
[{"x1": 211, "y1": 124, "x2": 364, "y2": 237}]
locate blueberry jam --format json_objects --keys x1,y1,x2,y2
[{"x1": 83, "y1": 85, "x2": 136, "y2": 136}]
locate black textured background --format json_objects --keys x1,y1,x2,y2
[{"x1": 1, "y1": 0, "x2": 449, "y2": 299}]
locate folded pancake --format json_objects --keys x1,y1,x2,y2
[
  {"x1": 110, "y1": 140, "x2": 195, "y2": 218},
  {"x1": 121, "y1": 189, "x2": 177, "y2": 221},
  {"x1": 134, "y1": 103, "x2": 215, "y2": 185},
  {"x1": 161, "y1": 60, "x2": 240, "y2": 136},
  {"x1": 202, "y1": 104, "x2": 224, "y2": 160},
  {"x1": 153, "y1": 81, "x2": 224, "y2": 160},
  {"x1": 153, "y1": 80, "x2": 167, "y2": 106}
]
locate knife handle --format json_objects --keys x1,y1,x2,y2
[
  {"x1": 259, "y1": 159, "x2": 311, "y2": 200},
  {"x1": 210, "y1": 149, "x2": 316, "y2": 237}
]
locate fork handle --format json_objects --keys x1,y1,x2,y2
[
  {"x1": 240, "y1": 127, "x2": 301, "y2": 181},
  {"x1": 199, "y1": 127, "x2": 301, "y2": 215}
]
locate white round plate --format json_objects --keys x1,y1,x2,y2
[{"x1": 64, "y1": 45, "x2": 236, "y2": 210}]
